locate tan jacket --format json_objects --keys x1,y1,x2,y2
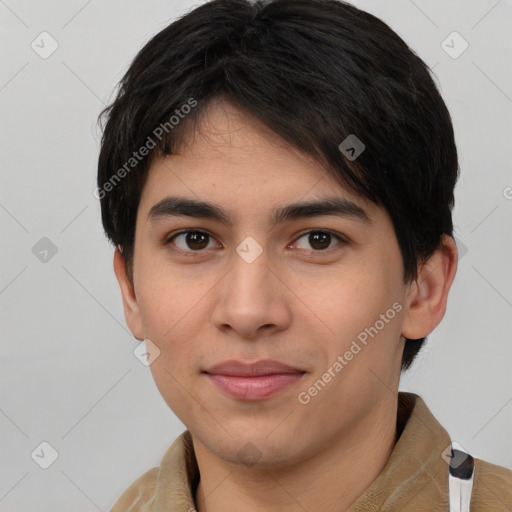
[{"x1": 110, "y1": 392, "x2": 512, "y2": 511}]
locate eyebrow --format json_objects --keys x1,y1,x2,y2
[{"x1": 148, "y1": 196, "x2": 371, "y2": 227}]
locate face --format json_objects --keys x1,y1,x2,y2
[{"x1": 118, "y1": 100, "x2": 417, "y2": 468}]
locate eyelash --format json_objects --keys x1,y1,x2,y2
[{"x1": 163, "y1": 229, "x2": 348, "y2": 257}]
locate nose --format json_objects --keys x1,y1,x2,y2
[{"x1": 210, "y1": 242, "x2": 292, "y2": 341}]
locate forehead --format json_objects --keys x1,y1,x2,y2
[
  {"x1": 168, "y1": 99, "x2": 328, "y2": 177},
  {"x1": 139, "y1": 100, "x2": 379, "y2": 222}
]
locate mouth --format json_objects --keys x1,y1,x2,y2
[{"x1": 203, "y1": 359, "x2": 307, "y2": 401}]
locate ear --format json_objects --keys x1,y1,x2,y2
[
  {"x1": 401, "y1": 235, "x2": 458, "y2": 340},
  {"x1": 113, "y1": 248, "x2": 144, "y2": 341}
]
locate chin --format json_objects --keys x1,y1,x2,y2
[{"x1": 195, "y1": 424, "x2": 309, "y2": 469}]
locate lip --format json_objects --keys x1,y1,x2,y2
[
  {"x1": 203, "y1": 359, "x2": 306, "y2": 401},
  {"x1": 204, "y1": 359, "x2": 304, "y2": 376}
]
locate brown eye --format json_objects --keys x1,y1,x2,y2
[
  {"x1": 167, "y1": 230, "x2": 217, "y2": 252},
  {"x1": 184, "y1": 231, "x2": 209, "y2": 250},
  {"x1": 308, "y1": 232, "x2": 331, "y2": 250},
  {"x1": 293, "y1": 230, "x2": 345, "y2": 251}
]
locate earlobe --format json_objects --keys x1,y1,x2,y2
[
  {"x1": 113, "y1": 248, "x2": 144, "y2": 341},
  {"x1": 401, "y1": 235, "x2": 458, "y2": 340}
]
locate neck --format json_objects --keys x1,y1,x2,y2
[{"x1": 193, "y1": 395, "x2": 399, "y2": 512}]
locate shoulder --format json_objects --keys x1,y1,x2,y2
[
  {"x1": 109, "y1": 430, "x2": 195, "y2": 511},
  {"x1": 471, "y1": 457, "x2": 512, "y2": 510},
  {"x1": 110, "y1": 466, "x2": 160, "y2": 512}
]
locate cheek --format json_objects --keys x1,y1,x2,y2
[
  {"x1": 308, "y1": 269, "x2": 383, "y2": 339},
  {"x1": 135, "y1": 257, "x2": 210, "y2": 338},
  {"x1": 307, "y1": 266, "x2": 404, "y2": 367}
]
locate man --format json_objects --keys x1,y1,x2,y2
[{"x1": 96, "y1": 0, "x2": 512, "y2": 510}]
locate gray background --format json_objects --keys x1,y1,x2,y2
[{"x1": 1, "y1": 0, "x2": 511, "y2": 510}]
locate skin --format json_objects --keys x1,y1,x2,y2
[{"x1": 114, "y1": 99, "x2": 458, "y2": 512}]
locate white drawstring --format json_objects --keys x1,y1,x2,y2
[{"x1": 448, "y1": 444, "x2": 475, "y2": 512}]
